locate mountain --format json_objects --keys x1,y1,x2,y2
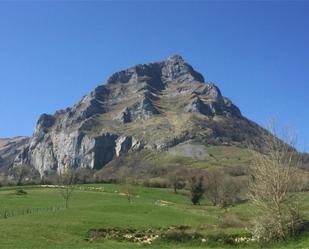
[{"x1": 12, "y1": 55, "x2": 266, "y2": 177}]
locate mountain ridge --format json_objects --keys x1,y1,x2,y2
[{"x1": 1, "y1": 55, "x2": 267, "y2": 176}]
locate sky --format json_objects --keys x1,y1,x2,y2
[{"x1": 0, "y1": 1, "x2": 308, "y2": 151}]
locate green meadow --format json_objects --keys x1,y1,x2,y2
[{"x1": 0, "y1": 184, "x2": 308, "y2": 249}]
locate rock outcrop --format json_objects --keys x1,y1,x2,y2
[
  {"x1": 13, "y1": 55, "x2": 266, "y2": 176},
  {"x1": 0, "y1": 137, "x2": 29, "y2": 171}
]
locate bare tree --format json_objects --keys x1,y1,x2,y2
[
  {"x1": 75, "y1": 167, "x2": 95, "y2": 184},
  {"x1": 58, "y1": 166, "x2": 76, "y2": 209},
  {"x1": 122, "y1": 178, "x2": 135, "y2": 203},
  {"x1": 168, "y1": 169, "x2": 187, "y2": 194},
  {"x1": 205, "y1": 169, "x2": 242, "y2": 209},
  {"x1": 217, "y1": 176, "x2": 242, "y2": 210},
  {"x1": 119, "y1": 168, "x2": 136, "y2": 203},
  {"x1": 204, "y1": 169, "x2": 222, "y2": 206},
  {"x1": 9, "y1": 165, "x2": 31, "y2": 186},
  {"x1": 249, "y1": 121, "x2": 307, "y2": 242}
]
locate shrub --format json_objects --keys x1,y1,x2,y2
[
  {"x1": 161, "y1": 227, "x2": 202, "y2": 242},
  {"x1": 206, "y1": 232, "x2": 253, "y2": 245},
  {"x1": 142, "y1": 178, "x2": 169, "y2": 188},
  {"x1": 252, "y1": 213, "x2": 308, "y2": 244},
  {"x1": 15, "y1": 188, "x2": 27, "y2": 195},
  {"x1": 219, "y1": 213, "x2": 247, "y2": 228},
  {"x1": 249, "y1": 121, "x2": 308, "y2": 243},
  {"x1": 225, "y1": 165, "x2": 247, "y2": 176},
  {"x1": 206, "y1": 232, "x2": 236, "y2": 245}
]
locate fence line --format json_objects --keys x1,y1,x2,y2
[{"x1": 0, "y1": 206, "x2": 64, "y2": 219}]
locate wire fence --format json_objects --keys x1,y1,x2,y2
[{"x1": 0, "y1": 206, "x2": 64, "y2": 219}]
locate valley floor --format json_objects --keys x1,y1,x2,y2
[{"x1": 0, "y1": 184, "x2": 308, "y2": 249}]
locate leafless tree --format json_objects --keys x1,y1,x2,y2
[
  {"x1": 9, "y1": 165, "x2": 31, "y2": 186},
  {"x1": 204, "y1": 169, "x2": 222, "y2": 206},
  {"x1": 204, "y1": 169, "x2": 242, "y2": 209},
  {"x1": 58, "y1": 166, "x2": 76, "y2": 209},
  {"x1": 119, "y1": 167, "x2": 136, "y2": 203},
  {"x1": 168, "y1": 169, "x2": 187, "y2": 194},
  {"x1": 249, "y1": 120, "x2": 307, "y2": 242},
  {"x1": 122, "y1": 178, "x2": 135, "y2": 203},
  {"x1": 75, "y1": 167, "x2": 95, "y2": 184}
]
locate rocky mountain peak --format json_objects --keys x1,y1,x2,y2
[
  {"x1": 106, "y1": 55, "x2": 204, "y2": 86},
  {"x1": 9, "y1": 55, "x2": 266, "y2": 177},
  {"x1": 166, "y1": 54, "x2": 184, "y2": 62},
  {"x1": 161, "y1": 55, "x2": 204, "y2": 83}
]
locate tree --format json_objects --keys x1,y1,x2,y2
[
  {"x1": 217, "y1": 176, "x2": 242, "y2": 210},
  {"x1": 205, "y1": 169, "x2": 242, "y2": 209},
  {"x1": 9, "y1": 165, "x2": 31, "y2": 186},
  {"x1": 249, "y1": 121, "x2": 307, "y2": 243},
  {"x1": 122, "y1": 178, "x2": 135, "y2": 203},
  {"x1": 119, "y1": 167, "x2": 136, "y2": 203},
  {"x1": 204, "y1": 170, "x2": 222, "y2": 206},
  {"x1": 75, "y1": 167, "x2": 95, "y2": 184},
  {"x1": 188, "y1": 175, "x2": 204, "y2": 205},
  {"x1": 58, "y1": 167, "x2": 76, "y2": 209},
  {"x1": 168, "y1": 169, "x2": 187, "y2": 194}
]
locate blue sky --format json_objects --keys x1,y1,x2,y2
[{"x1": 0, "y1": 1, "x2": 308, "y2": 151}]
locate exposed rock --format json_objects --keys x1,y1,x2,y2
[
  {"x1": 15, "y1": 131, "x2": 121, "y2": 175},
  {"x1": 107, "y1": 55, "x2": 203, "y2": 86},
  {"x1": 115, "y1": 93, "x2": 161, "y2": 124},
  {"x1": 0, "y1": 137, "x2": 29, "y2": 171},
  {"x1": 184, "y1": 97, "x2": 213, "y2": 116},
  {"x1": 115, "y1": 136, "x2": 133, "y2": 157},
  {"x1": 161, "y1": 55, "x2": 204, "y2": 83}
]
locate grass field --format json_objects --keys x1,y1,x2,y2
[{"x1": 0, "y1": 184, "x2": 308, "y2": 249}]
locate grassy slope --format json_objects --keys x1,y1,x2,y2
[
  {"x1": 0, "y1": 185, "x2": 308, "y2": 249},
  {"x1": 99, "y1": 144, "x2": 253, "y2": 180}
]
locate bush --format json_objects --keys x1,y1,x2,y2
[
  {"x1": 249, "y1": 121, "x2": 308, "y2": 243},
  {"x1": 142, "y1": 178, "x2": 169, "y2": 188},
  {"x1": 225, "y1": 165, "x2": 247, "y2": 176},
  {"x1": 15, "y1": 188, "x2": 27, "y2": 195},
  {"x1": 253, "y1": 214, "x2": 309, "y2": 244},
  {"x1": 219, "y1": 213, "x2": 247, "y2": 228},
  {"x1": 161, "y1": 226, "x2": 202, "y2": 242},
  {"x1": 206, "y1": 233, "x2": 236, "y2": 245}
]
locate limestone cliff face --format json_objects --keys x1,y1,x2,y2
[
  {"x1": 14, "y1": 55, "x2": 264, "y2": 176},
  {"x1": 0, "y1": 137, "x2": 29, "y2": 171}
]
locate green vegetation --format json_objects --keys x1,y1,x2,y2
[
  {"x1": 0, "y1": 184, "x2": 308, "y2": 249},
  {"x1": 97, "y1": 144, "x2": 253, "y2": 183}
]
